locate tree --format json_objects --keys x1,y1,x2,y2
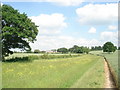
[
  {"x1": 118, "y1": 47, "x2": 120, "y2": 50},
  {"x1": 68, "y1": 47, "x2": 74, "y2": 53},
  {"x1": 103, "y1": 42, "x2": 116, "y2": 53},
  {"x1": 113, "y1": 46, "x2": 117, "y2": 52},
  {"x1": 68, "y1": 45, "x2": 89, "y2": 54},
  {"x1": 57, "y1": 48, "x2": 68, "y2": 53},
  {"x1": 83, "y1": 47, "x2": 90, "y2": 54},
  {"x1": 2, "y1": 5, "x2": 38, "y2": 59},
  {"x1": 34, "y1": 49, "x2": 40, "y2": 53},
  {"x1": 71, "y1": 45, "x2": 83, "y2": 53},
  {"x1": 91, "y1": 46, "x2": 102, "y2": 51}
]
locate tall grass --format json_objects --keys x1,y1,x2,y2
[{"x1": 2, "y1": 54, "x2": 105, "y2": 88}]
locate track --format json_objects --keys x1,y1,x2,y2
[{"x1": 104, "y1": 58, "x2": 117, "y2": 89}]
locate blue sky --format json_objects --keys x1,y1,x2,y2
[{"x1": 2, "y1": 1, "x2": 118, "y2": 51}]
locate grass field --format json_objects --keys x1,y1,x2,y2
[
  {"x1": 0, "y1": 62, "x2": 2, "y2": 89},
  {"x1": 2, "y1": 54, "x2": 105, "y2": 88},
  {"x1": 90, "y1": 50, "x2": 118, "y2": 74},
  {"x1": 90, "y1": 50, "x2": 119, "y2": 87}
]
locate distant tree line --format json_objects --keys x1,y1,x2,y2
[
  {"x1": 57, "y1": 45, "x2": 90, "y2": 54},
  {"x1": 91, "y1": 46, "x2": 103, "y2": 51},
  {"x1": 14, "y1": 42, "x2": 119, "y2": 54},
  {"x1": 33, "y1": 49, "x2": 46, "y2": 53}
]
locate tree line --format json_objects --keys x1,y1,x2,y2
[
  {"x1": 57, "y1": 45, "x2": 90, "y2": 54},
  {"x1": 33, "y1": 42, "x2": 118, "y2": 54}
]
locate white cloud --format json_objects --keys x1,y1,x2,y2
[
  {"x1": 2, "y1": 0, "x2": 83, "y2": 6},
  {"x1": 100, "y1": 31, "x2": 118, "y2": 45},
  {"x1": 108, "y1": 25, "x2": 117, "y2": 30},
  {"x1": 29, "y1": 13, "x2": 67, "y2": 35},
  {"x1": 88, "y1": 27, "x2": 96, "y2": 33},
  {"x1": 1, "y1": 2, "x2": 3, "y2": 6},
  {"x1": 30, "y1": 35, "x2": 102, "y2": 51},
  {"x1": 76, "y1": 3, "x2": 118, "y2": 25},
  {"x1": 2, "y1": 0, "x2": 118, "y2": 2},
  {"x1": 46, "y1": 0, "x2": 84, "y2": 6},
  {"x1": 30, "y1": 13, "x2": 67, "y2": 29}
]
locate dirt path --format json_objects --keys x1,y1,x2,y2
[{"x1": 104, "y1": 59, "x2": 116, "y2": 89}]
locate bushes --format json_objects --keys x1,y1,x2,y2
[
  {"x1": 3, "y1": 57, "x2": 32, "y2": 62},
  {"x1": 29, "y1": 54, "x2": 80, "y2": 60},
  {"x1": 4, "y1": 54, "x2": 81, "y2": 62}
]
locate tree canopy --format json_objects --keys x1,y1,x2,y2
[
  {"x1": 34, "y1": 49, "x2": 40, "y2": 53},
  {"x1": 68, "y1": 45, "x2": 90, "y2": 54},
  {"x1": 57, "y1": 48, "x2": 68, "y2": 53},
  {"x1": 91, "y1": 46, "x2": 102, "y2": 51},
  {"x1": 103, "y1": 42, "x2": 117, "y2": 53},
  {"x1": 2, "y1": 5, "x2": 38, "y2": 58}
]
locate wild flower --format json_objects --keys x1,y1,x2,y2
[{"x1": 17, "y1": 72, "x2": 23, "y2": 76}]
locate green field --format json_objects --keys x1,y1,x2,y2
[
  {"x1": 90, "y1": 50, "x2": 119, "y2": 87},
  {"x1": 90, "y1": 50, "x2": 118, "y2": 76},
  {"x1": 0, "y1": 62, "x2": 2, "y2": 90},
  {"x1": 2, "y1": 54, "x2": 105, "y2": 88}
]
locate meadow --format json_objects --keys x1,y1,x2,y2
[{"x1": 2, "y1": 54, "x2": 105, "y2": 88}]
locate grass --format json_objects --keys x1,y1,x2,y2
[
  {"x1": 71, "y1": 57, "x2": 105, "y2": 88},
  {"x1": 90, "y1": 50, "x2": 118, "y2": 74},
  {"x1": 90, "y1": 50, "x2": 119, "y2": 87},
  {"x1": 2, "y1": 54, "x2": 105, "y2": 88},
  {"x1": 0, "y1": 61, "x2": 2, "y2": 89}
]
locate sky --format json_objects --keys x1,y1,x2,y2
[{"x1": 2, "y1": 1, "x2": 118, "y2": 51}]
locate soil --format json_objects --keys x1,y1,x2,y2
[{"x1": 104, "y1": 59, "x2": 117, "y2": 89}]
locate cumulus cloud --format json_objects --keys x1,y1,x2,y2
[
  {"x1": 88, "y1": 27, "x2": 96, "y2": 33},
  {"x1": 100, "y1": 31, "x2": 118, "y2": 45},
  {"x1": 29, "y1": 13, "x2": 67, "y2": 35},
  {"x1": 76, "y1": 3, "x2": 118, "y2": 25},
  {"x1": 30, "y1": 35, "x2": 102, "y2": 51},
  {"x1": 108, "y1": 25, "x2": 117, "y2": 30}
]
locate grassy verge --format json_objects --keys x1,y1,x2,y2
[
  {"x1": 2, "y1": 54, "x2": 104, "y2": 88},
  {"x1": 90, "y1": 50, "x2": 119, "y2": 88}
]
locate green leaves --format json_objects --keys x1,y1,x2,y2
[
  {"x1": 2, "y1": 4, "x2": 38, "y2": 58},
  {"x1": 103, "y1": 42, "x2": 116, "y2": 53},
  {"x1": 69, "y1": 45, "x2": 90, "y2": 54},
  {"x1": 57, "y1": 48, "x2": 68, "y2": 53}
]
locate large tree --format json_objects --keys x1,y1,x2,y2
[
  {"x1": 103, "y1": 42, "x2": 116, "y2": 53},
  {"x1": 2, "y1": 5, "x2": 38, "y2": 59}
]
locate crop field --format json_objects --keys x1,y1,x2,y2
[
  {"x1": 90, "y1": 50, "x2": 119, "y2": 87},
  {"x1": 2, "y1": 54, "x2": 105, "y2": 88}
]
